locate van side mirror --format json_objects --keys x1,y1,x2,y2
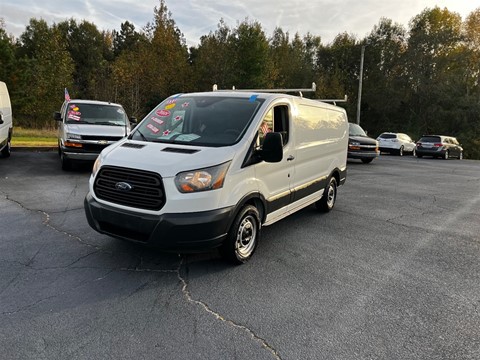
[
  {"x1": 53, "y1": 111, "x2": 62, "y2": 121},
  {"x1": 261, "y1": 132, "x2": 283, "y2": 163},
  {"x1": 129, "y1": 116, "x2": 137, "y2": 125}
]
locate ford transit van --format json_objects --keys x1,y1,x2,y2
[
  {"x1": 84, "y1": 88, "x2": 348, "y2": 264},
  {"x1": 54, "y1": 99, "x2": 135, "y2": 170},
  {"x1": 0, "y1": 81, "x2": 12, "y2": 158}
]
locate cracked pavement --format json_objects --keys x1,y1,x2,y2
[{"x1": 1, "y1": 151, "x2": 480, "y2": 359}]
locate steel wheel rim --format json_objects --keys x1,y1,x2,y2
[
  {"x1": 235, "y1": 215, "x2": 257, "y2": 259},
  {"x1": 327, "y1": 183, "x2": 336, "y2": 208}
]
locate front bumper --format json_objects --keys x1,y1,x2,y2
[
  {"x1": 348, "y1": 150, "x2": 379, "y2": 160},
  {"x1": 84, "y1": 192, "x2": 234, "y2": 252}
]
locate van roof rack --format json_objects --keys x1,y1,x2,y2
[
  {"x1": 314, "y1": 95, "x2": 348, "y2": 105},
  {"x1": 212, "y1": 82, "x2": 317, "y2": 97}
]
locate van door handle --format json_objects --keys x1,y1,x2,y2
[{"x1": 287, "y1": 155, "x2": 295, "y2": 161}]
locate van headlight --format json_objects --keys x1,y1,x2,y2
[
  {"x1": 92, "y1": 156, "x2": 103, "y2": 177},
  {"x1": 175, "y1": 162, "x2": 231, "y2": 193}
]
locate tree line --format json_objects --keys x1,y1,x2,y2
[{"x1": 0, "y1": 1, "x2": 479, "y2": 158}]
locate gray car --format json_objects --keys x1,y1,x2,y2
[{"x1": 415, "y1": 135, "x2": 463, "y2": 160}]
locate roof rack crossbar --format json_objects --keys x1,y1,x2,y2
[
  {"x1": 315, "y1": 95, "x2": 348, "y2": 105},
  {"x1": 212, "y1": 82, "x2": 316, "y2": 96}
]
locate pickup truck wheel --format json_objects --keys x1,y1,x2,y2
[
  {"x1": 220, "y1": 205, "x2": 260, "y2": 265},
  {"x1": 316, "y1": 177, "x2": 337, "y2": 212},
  {"x1": 1, "y1": 139, "x2": 11, "y2": 157}
]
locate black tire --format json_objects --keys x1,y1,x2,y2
[
  {"x1": 60, "y1": 150, "x2": 72, "y2": 170},
  {"x1": 398, "y1": 146, "x2": 404, "y2": 156},
  {"x1": 316, "y1": 177, "x2": 337, "y2": 213},
  {"x1": 443, "y1": 150, "x2": 449, "y2": 160},
  {"x1": 416, "y1": 153, "x2": 423, "y2": 158},
  {"x1": 1, "y1": 138, "x2": 11, "y2": 158},
  {"x1": 220, "y1": 205, "x2": 260, "y2": 265},
  {"x1": 361, "y1": 158, "x2": 374, "y2": 164}
]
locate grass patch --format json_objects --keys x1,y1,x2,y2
[{"x1": 12, "y1": 127, "x2": 57, "y2": 147}]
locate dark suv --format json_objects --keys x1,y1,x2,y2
[
  {"x1": 348, "y1": 123, "x2": 379, "y2": 164},
  {"x1": 415, "y1": 135, "x2": 463, "y2": 160}
]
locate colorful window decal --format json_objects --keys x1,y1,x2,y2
[
  {"x1": 150, "y1": 116, "x2": 164, "y2": 125},
  {"x1": 147, "y1": 123, "x2": 160, "y2": 133},
  {"x1": 174, "y1": 115, "x2": 183, "y2": 122},
  {"x1": 68, "y1": 114, "x2": 81, "y2": 121},
  {"x1": 162, "y1": 130, "x2": 171, "y2": 136},
  {"x1": 165, "y1": 103, "x2": 176, "y2": 110},
  {"x1": 181, "y1": 102, "x2": 190, "y2": 108},
  {"x1": 249, "y1": 95, "x2": 258, "y2": 102},
  {"x1": 156, "y1": 109, "x2": 171, "y2": 117},
  {"x1": 166, "y1": 99, "x2": 177, "y2": 104}
]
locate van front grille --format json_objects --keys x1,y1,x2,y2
[{"x1": 94, "y1": 166, "x2": 165, "y2": 211}]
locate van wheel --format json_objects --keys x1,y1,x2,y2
[
  {"x1": 361, "y1": 158, "x2": 374, "y2": 164},
  {"x1": 316, "y1": 177, "x2": 337, "y2": 212},
  {"x1": 1, "y1": 139, "x2": 11, "y2": 157},
  {"x1": 220, "y1": 205, "x2": 260, "y2": 265},
  {"x1": 60, "y1": 150, "x2": 72, "y2": 170}
]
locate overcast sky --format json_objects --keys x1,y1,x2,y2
[{"x1": 1, "y1": 0, "x2": 477, "y2": 46}]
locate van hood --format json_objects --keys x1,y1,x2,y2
[
  {"x1": 101, "y1": 140, "x2": 236, "y2": 177},
  {"x1": 65, "y1": 124, "x2": 128, "y2": 137},
  {"x1": 349, "y1": 135, "x2": 377, "y2": 145}
]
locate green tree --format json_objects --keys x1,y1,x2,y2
[
  {"x1": 0, "y1": 19, "x2": 16, "y2": 84},
  {"x1": 229, "y1": 19, "x2": 275, "y2": 89},
  {"x1": 15, "y1": 19, "x2": 73, "y2": 128}
]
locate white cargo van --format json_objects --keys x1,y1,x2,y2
[
  {"x1": 0, "y1": 81, "x2": 13, "y2": 158},
  {"x1": 84, "y1": 87, "x2": 348, "y2": 264}
]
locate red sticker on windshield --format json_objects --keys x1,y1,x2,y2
[
  {"x1": 68, "y1": 111, "x2": 81, "y2": 116},
  {"x1": 147, "y1": 123, "x2": 160, "y2": 133},
  {"x1": 167, "y1": 99, "x2": 177, "y2": 104},
  {"x1": 162, "y1": 130, "x2": 171, "y2": 136},
  {"x1": 181, "y1": 102, "x2": 189, "y2": 108},
  {"x1": 156, "y1": 109, "x2": 170, "y2": 117},
  {"x1": 174, "y1": 115, "x2": 182, "y2": 122},
  {"x1": 68, "y1": 114, "x2": 81, "y2": 121},
  {"x1": 151, "y1": 116, "x2": 164, "y2": 125}
]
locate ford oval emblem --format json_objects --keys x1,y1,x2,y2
[{"x1": 115, "y1": 182, "x2": 133, "y2": 192}]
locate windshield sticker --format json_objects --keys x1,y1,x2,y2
[
  {"x1": 156, "y1": 109, "x2": 170, "y2": 117},
  {"x1": 151, "y1": 116, "x2": 164, "y2": 125},
  {"x1": 167, "y1": 99, "x2": 177, "y2": 104},
  {"x1": 165, "y1": 103, "x2": 176, "y2": 110},
  {"x1": 162, "y1": 130, "x2": 171, "y2": 136},
  {"x1": 69, "y1": 104, "x2": 77, "y2": 109},
  {"x1": 147, "y1": 123, "x2": 160, "y2": 133},
  {"x1": 68, "y1": 111, "x2": 81, "y2": 116},
  {"x1": 181, "y1": 102, "x2": 190, "y2": 108},
  {"x1": 249, "y1": 94, "x2": 258, "y2": 102},
  {"x1": 174, "y1": 115, "x2": 183, "y2": 122},
  {"x1": 68, "y1": 114, "x2": 81, "y2": 121}
]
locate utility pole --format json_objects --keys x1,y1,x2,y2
[{"x1": 356, "y1": 44, "x2": 366, "y2": 125}]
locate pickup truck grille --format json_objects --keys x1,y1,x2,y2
[{"x1": 94, "y1": 166, "x2": 165, "y2": 211}]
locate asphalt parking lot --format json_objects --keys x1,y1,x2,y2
[{"x1": 1, "y1": 151, "x2": 480, "y2": 360}]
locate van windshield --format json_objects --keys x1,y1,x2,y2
[
  {"x1": 130, "y1": 95, "x2": 265, "y2": 147},
  {"x1": 65, "y1": 103, "x2": 127, "y2": 126},
  {"x1": 349, "y1": 123, "x2": 367, "y2": 137}
]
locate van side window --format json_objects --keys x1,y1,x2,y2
[{"x1": 257, "y1": 105, "x2": 289, "y2": 148}]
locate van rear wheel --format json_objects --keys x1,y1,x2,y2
[
  {"x1": 1, "y1": 139, "x2": 11, "y2": 157},
  {"x1": 220, "y1": 205, "x2": 260, "y2": 265},
  {"x1": 316, "y1": 177, "x2": 337, "y2": 213}
]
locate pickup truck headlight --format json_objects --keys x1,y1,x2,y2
[{"x1": 175, "y1": 161, "x2": 231, "y2": 193}]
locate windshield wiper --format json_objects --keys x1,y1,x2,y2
[
  {"x1": 95, "y1": 122, "x2": 123, "y2": 126},
  {"x1": 135, "y1": 129, "x2": 149, "y2": 142}
]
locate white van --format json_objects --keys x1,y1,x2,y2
[
  {"x1": 84, "y1": 88, "x2": 348, "y2": 264},
  {"x1": 54, "y1": 99, "x2": 135, "y2": 170},
  {"x1": 0, "y1": 81, "x2": 13, "y2": 158}
]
